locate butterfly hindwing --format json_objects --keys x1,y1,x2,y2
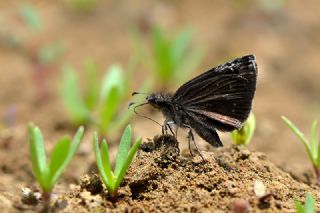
[{"x1": 184, "y1": 110, "x2": 223, "y2": 146}]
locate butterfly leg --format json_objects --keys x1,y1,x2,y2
[
  {"x1": 162, "y1": 124, "x2": 167, "y2": 135},
  {"x1": 163, "y1": 120, "x2": 176, "y2": 136},
  {"x1": 187, "y1": 130, "x2": 194, "y2": 157},
  {"x1": 186, "y1": 126, "x2": 205, "y2": 161},
  {"x1": 166, "y1": 120, "x2": 176, "y2": 137},
  {"x1": 161, "y1": 121, "x2": 177, "y2": 145}
]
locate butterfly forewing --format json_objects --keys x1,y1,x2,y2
[{"x1": 173, "y1": 55, "x2": 257, "y2": 131}]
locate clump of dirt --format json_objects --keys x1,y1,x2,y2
[{"x1": 43, "y1": 135, "x2": 319, "y2": 212}]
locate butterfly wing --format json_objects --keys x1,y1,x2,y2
[
  {"x1": 173, "y1": 55, "x2": 257, "y2": 133},
  {"x1": 184, "y1": 110, "x2": 224, "y2": 146}
]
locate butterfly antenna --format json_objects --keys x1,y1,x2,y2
[
  {"x1": 130, "y1": 102, "x2": 162, "y2": 127},
  {"x1": 132, "y1": 92, "x2": 150, "y2": 96},
  {"x1": 128, "y1": 102, "x2": 136, "y2": 109}
]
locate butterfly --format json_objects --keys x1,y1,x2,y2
[{"x1": 130, "y1": 55, "x2": 257, "y2": 157}]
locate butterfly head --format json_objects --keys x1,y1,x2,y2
[
  {"x1": 146, "y1": 93, "x2": 171, "y2": 109},
  {"x1": 146, "y1": 93, "x2": 162, "y2": 108}
]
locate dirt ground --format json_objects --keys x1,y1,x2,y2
[
  {"x1": 6, "y1": 135, "x2": 320, "y2": 212},
  {"x1": 0, "y1": 0, "x2": 320, "y2": 212}
]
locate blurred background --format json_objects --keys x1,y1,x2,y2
[{"x1": 0, "y1": 0, "x2": 319, "y2": 191}]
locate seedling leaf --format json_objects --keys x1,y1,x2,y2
[
  {"x1": 100, "y1": 87, "x2": 121, "y2": 133},
  {"x1": 114, "y1": 125, "x2": 132, "y2": 177},
  {"x1": 295, "y1": 193, "x2": 315, "y2": 213},
  {"x1": 19, "y1": 4, "x2": 42, "y2": 31},
  {"x1": 100, "y1": 139, "x2": 114, "y2": 187},
  {"x1": 281, "y1": 116, "x2": 310, "y2": 151},
  {"x1": 231, "y1": 113, "x2": 255, "y2": 146},
  {"x1": 172, "y1": 29, "x2": 192, "y2": 70},
  {"x1": 28, "y1": 124, "x2": 47, "y2": 189},
  {"x1": 294, "y1": 198, "x2": 305, "y2": 213},
  {"x1": 93, "y1": 125, "x2": 142, "y2": 197},
  {"x1": 62, "y1": 67, "x2": 90, "y2": 124},
  {"x1": 69, "y1": 126, "x2": 85, "y2": 154},
  {"x1": 48, "y1": 137, "x2": 70, "y2": 186},
  {"x1": 310, "y1": 121, "x2": 318, "y2": 160},
  {"x1": 38, "y1": 42, "x2": 64, "y2": 65},
  {"x1": 282, "y1": 116, "x2": 320, "y2": 183},
  {"x1": 93, "y1": 133, "x2": 111, "y2": 190},
  {"x1": 114, "y1": 137, "x2": 142, "y2": 190},
  {"x1": 100, "y1": 64, "x2": 124, "y2": 101},
  {"x1": 305, "y1": 193, "x2": 315, "y2": 213},
  {"x1": 152, "y1": 27, "x2": 171, "y2": 82},
  {"x1": 49, "y1": 126, "x2": 84, "y2": 186}
]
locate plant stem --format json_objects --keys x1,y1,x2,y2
[
  {"x1": 110, "y1": 192, "x2": 118, "y2": 204},
  {"x1": 314, "y1": 166, "x2": 320, "y2": 186},
  {"x1": 40, "y1": 191, "x2": 51, "y2": 213}
]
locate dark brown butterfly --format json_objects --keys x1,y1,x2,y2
[{"x1": 130, "y1": 55, "x2": 257, "y2": 156}]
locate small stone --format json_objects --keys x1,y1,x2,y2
[
  {"x1": 253, "y1": 180, "x2": 266, "y2": 197},
  {"x1": 20, "y1": 187, "x2": 41, "y2": 205},
  {"x1": 232, "y1": 199, "x2": 249, "y2": 213},
  {"x1": 80, "y1": 174, "x2": 103, "y2": 195}
]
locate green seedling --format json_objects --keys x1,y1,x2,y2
[
  {"x1": 37, "y1": 42, "x2": 65, "y2": 66},
  {"x1": 28, "y1": 123, "x2": 84, "y2": 210},
  {"x1": 62, "y1": 58, "x2": 148, "y2": 134},
  {"x1": 19, "y1": 4, "x2": 42, "y2": 31},
  {"x1": 231, "y1": 113, "x2": 255, "y2": 146},
  {"x1": 61, "y1": 60, "x2": 144, "y2": 135},
  {"x1": 282, "y1": 116, "x2": 320, "y2": 185},
  {"x1": 93, "y1": 124, "x2": 142, "y2": 197},
  {"x1": 132, "y1": 26, "x2": 204, "y2": 88},
  {"x1": 295, "y1": 193, "x2": 315, "y2": 213},
  {"x1": 66, "y1": 0, "x2": 98, "y2": 13}
]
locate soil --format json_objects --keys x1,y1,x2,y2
[
  {"x1": 0, "y1": 0, "x2": 320, "y2": 212},
  {"x1": 7, "y1": 135, "x2": 320, "y2": 212}
]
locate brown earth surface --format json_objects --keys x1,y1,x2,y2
[{"x1": 6, "y1": 135, "x2": 320, "y2": 212}]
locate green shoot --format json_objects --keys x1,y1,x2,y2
[
  {"x1": 61, "y1": 60, "x2": 146, "y2": 135},
  {"x1": 93, "y1": 124, "x2": 141, "y2": 197},
  {"x1": 281, "y1": 116, "x2": 320, "y2": 185},
  {"x1": 294, "y1": 193, "x2": 315, "y2": 213},
  {"x1": 66, "y1": 0, "x2": 98, "y2": 13},
  {"x1": 28, "y1": 123, "x2": 84, "y2": 210},
  {"x1": 132, "y1": 26, "x2": 204, "y2": 88},
  {"x1": 37, "y1": 42, "x2": 65, "y2": 65},
  {"x1": 231, "y1": 113, "x2": 256, "y2": 146},
  {"x1": 19, "y1": 4, "x2": 42, "y2": 31},
  {"x1": 61, "y1": 64, "x2": 91, "y2": 124}
]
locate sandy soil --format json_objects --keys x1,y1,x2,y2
[{"x1": 7, "y1": 135, "x2": 320, "y2": 212}]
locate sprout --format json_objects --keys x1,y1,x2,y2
[
  {"x1": 132, "y1": 26, "x2": 204, "y2": 88},
  {"x1": 93, "y1": 124, "x2": 141, "y2": 197},
  {"x1": 61, "y1": 61, "x2": 144, "y2": 135},
  {"x1": 19, "y1": 4, "x2": 42, "y2": 31},
  {"x1": 28, "y1": 123, "x2": 84, "y2": 211},
  {"x1": 282, "y1": 116, "x2": 320, "y2": 185},
  {"x1": 66, "y1": 0, "x2": 98, "y2": 13},
  {"x1": 295, "y1": 193, "x2": 315, "y2": 213},
  {"x1": 231, "y1": 113, "x2": 256, "y2": 146}
]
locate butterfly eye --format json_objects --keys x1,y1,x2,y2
[{"x1": 146, "y1": 95, "x2": 155, "y2": 103}]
